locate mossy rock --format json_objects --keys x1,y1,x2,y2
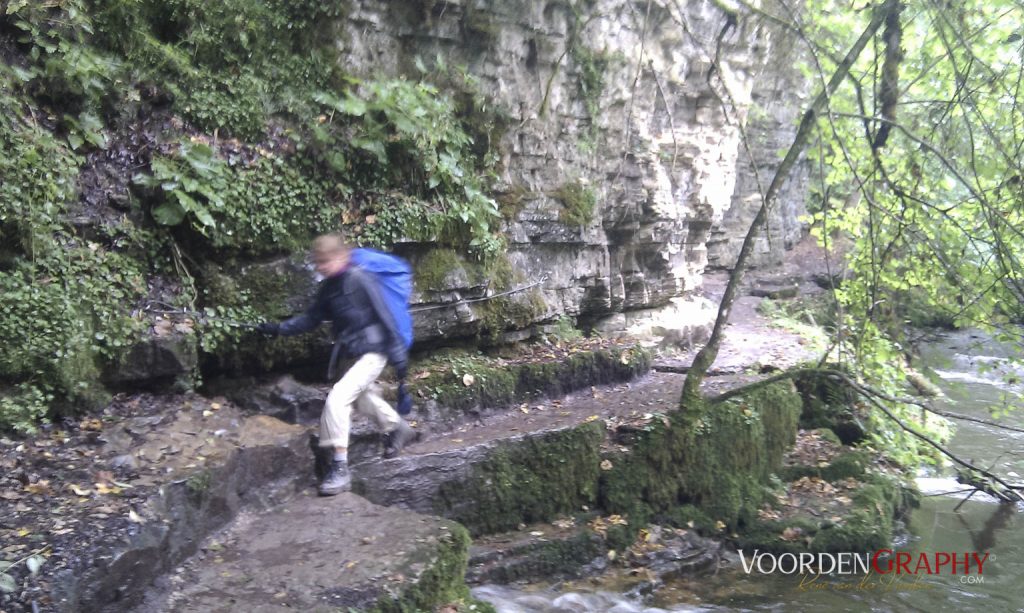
[
  {"x1": 469, "y1": 529, "x2": 605, "y2": 584},
  {"x1": 370, "y1": 524, "x2": 473, "y2": 613},
  {"x1": 410, "y1": 344, "x2": 651, "y2": 418},
  {"x1": 434, "y1": 422, "x2": 605, "y2": 535},
  {"x1": 794, "y1": 369, "x2": 866, "y2": 444},
  {"x1": 740, "y1": 473, "x2": 918, "y2": 555},
  {"x1": 415, "y1": 248, "x2": 473, "y2": 292},
  {"x1": 658, "y1": 504, "x2": 716, "y2": 533},
  {"x1": 599, "y1": 380, "x2": 802, "y2": 532},
  {"x1": 779, "y1": 450, "x2": 872, "y2": 482},
  {"x1": 554, "y1": 180, "x2": 597, "y2": 227},
  {"x1": 736, "y1": 517, "x2": 822, "y2": 555},
  {"x1": 198, "y1": 257, "x2": 330, "y2": 376}
]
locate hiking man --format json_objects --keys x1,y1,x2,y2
[{"x1": 257, "y1": 234, "x2": 417, "y2": 496}]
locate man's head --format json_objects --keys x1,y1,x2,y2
[{"x1": 312, "y1": 233, "x2": 351, "y2": 277}]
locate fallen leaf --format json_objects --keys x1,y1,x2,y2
[
  {"x1": 79, "y1": 418, "x2": 103, "y2": 431},
  {"x1": 600, "y1": 460, "x2": 613, "y2": 471},
  {"x1": 95, "y1": 483, "x2": 123, "y2": 495},
  {"x1": 24, "y1": 483, "x2": 51, "y2": 497},
  {"x1": 68, "y1": 484, "x2": 92, "y2": 497},
  {"x1": 584, "y1": 415, "x2": 599, "y2": 423},
  {"x1": 128, "y1": 509, "x2": 144, "y2": 524}
]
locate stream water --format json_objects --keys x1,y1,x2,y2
[{"x1": 473, "y1": 331, "x2": 1024, "y2": 612}]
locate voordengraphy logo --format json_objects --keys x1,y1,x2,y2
[
  {"x1": 738, "y1": 549, "x2": 991, "y2": 576},
  {"x1": 739, "y1": 549, "x2": 991, "y2": 592},
  {"x1": 869, "y1": 549, "x2": 989, "y2": 575}
]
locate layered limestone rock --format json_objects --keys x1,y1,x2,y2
[{"x1": 331, "y1": 0, "x2": 807, "y2": 343}]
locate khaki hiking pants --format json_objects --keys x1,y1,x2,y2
[{"x1": 319, "y1": 353, "x2": 400, "y2": 449}]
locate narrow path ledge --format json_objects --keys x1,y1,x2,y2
[{"x1": 136, "y1": 492, "x2": 471, "y2": 613}]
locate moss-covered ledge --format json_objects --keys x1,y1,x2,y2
[
  {"x1": 409, "y1": 342, "x2": 652, "y2": 419},
  {"x1": 357, "y1": 378, "x2": 805, "y2": 546},
  {"x1": 738, "y1": 472, "x2": 919, "y2": 554},
  {"x1": 599, "y1": 380, "x2": 802, "y2": 531},
  {"x1": 739, "y1": 426, "x2": 920, "y2": 555},
  {"x1": 434, "y1": 422, "x2": 605, "y2": 535},
  {"x1": 370, "y1": 523, "x2": 477, "y2": 613}
]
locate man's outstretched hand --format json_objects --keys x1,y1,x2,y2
[{"x1": 257, "y1": 322, "x2": 280, "y2": 336}]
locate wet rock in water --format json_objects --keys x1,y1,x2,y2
[
  {"x1": 467, "y1": 520, "x2": 606, "y2": 584},
  {"x1": 625, "y1": 526, "x2": 723, "y2": 580}
]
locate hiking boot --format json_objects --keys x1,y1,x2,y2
[
  {"x1": 382, "y1": 420, "x2": 418, "y2": 459},
  {"x1": 318, "y1": 459, "x2": 351, "y2": 496}
]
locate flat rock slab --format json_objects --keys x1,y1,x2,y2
[
  {"x1": 148, "y1": 492, "x2": 464, "y2": 613},
  {"x1": 467, "y1": 519, "x2": 606, "y2": 584},
  {"x1": 352, "y1": 373, "x2": 686, "y2": 517}
]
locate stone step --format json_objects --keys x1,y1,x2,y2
[
  {"x1": 49, "y1": 404, "x2": 311, "y2": 612},
  {"x1": 351, "y1": 374, "x2": 684, "y2": 534},
  {"x1": 137, "y1": 493, "x2": 469, "y2": 613}
]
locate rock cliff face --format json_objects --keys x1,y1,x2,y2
[{"x1": 334, "y1": 0, "x2": 808, "y2": 343}]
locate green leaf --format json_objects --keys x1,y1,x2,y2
[
  {"x1": 339, "y1": 94, "x2": 368, "y2": 116},
  {"x1": 152, "y1": 202, "x2": 186, "y2": 226},
  {"x1": 12, "y1": 65, "x2": 34, "y2": 81},
  {"x1": 353, "y1": 138, "x2": 387, "y2": 163}
]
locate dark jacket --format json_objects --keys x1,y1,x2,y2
[{"x1": 278, "y1": 266, "x2": 408, "y2": 378}]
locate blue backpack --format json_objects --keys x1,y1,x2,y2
[
  {"x1": 351, "y1": 248, "x2": 414, "y2": 349},
  {"x1": 351, "y1": 248, "x2": 416, "y2": 416}
]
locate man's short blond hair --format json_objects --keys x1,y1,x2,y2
[{"x1": 312, "y1": 233, "x2": 349, "y2": 256}]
